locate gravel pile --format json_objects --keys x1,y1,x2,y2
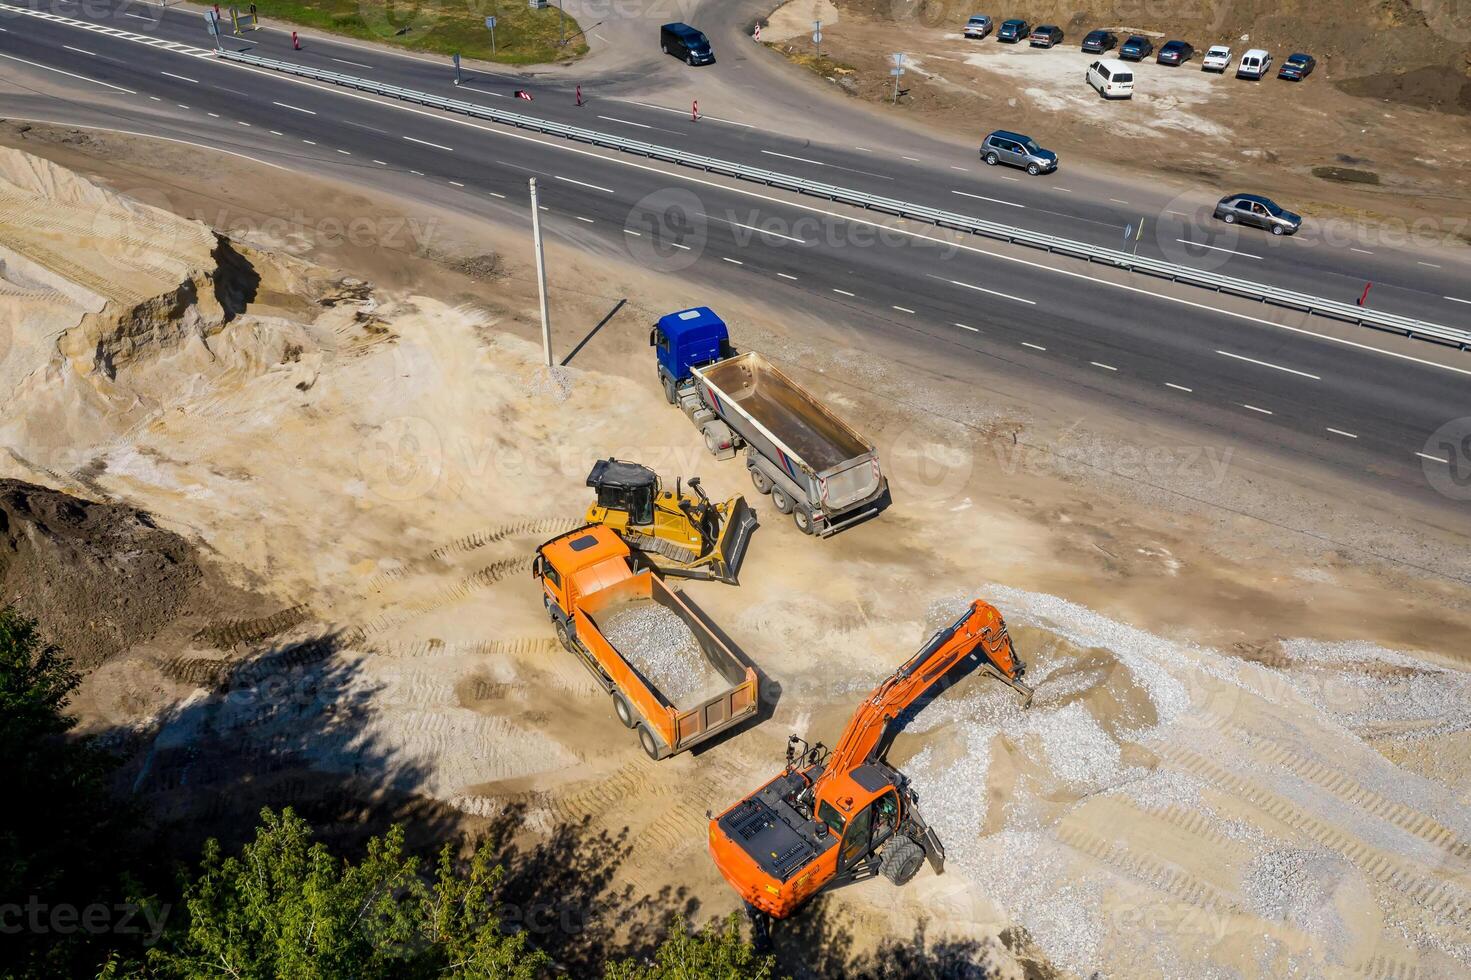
[{"x1": 601, "y1": 601, "x2": 726, "y2": 705}]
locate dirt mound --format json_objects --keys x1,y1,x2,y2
[
  {"x1": 1337, "y1": 63, "x2": 1471, "y2": 114},
  {"x1": 0, "y1": 480, "x2": 202, "y2": 667}
]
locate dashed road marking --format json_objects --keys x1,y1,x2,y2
[
  {"x1": 1241, "y1": 404, "x2": 1274, "y2": 415},
  {"x1": 893, "y1": 305, "x2": 915, "y2": 313},
  {"x1": 722, "y1": 257, "x2": 743, "y2": 265},
  {"x1": 555, "y1": 174, "x2": 614, "y2": 193},
  {"x1": 1178, "y1": 239, "x2": 1261, "y2": 259},
  {"x1": 1417, "y1": 451, "x2": 1449, "y2": 464},
  {"x1": 598, "y1": 114, "x2": 651, "y2": 129},
  {"x1": 777, "y1": 272, "x2": 798, "y2": 280},
  {"x1": 448, "y1": 179, "x2": 464, "y2": 186},
  {"x1": 1418, "y1": 261, "x2": 1442, "y2": 269},
  {"x1": 926, "y1": 274, "x2": 1035, "y2": 305},
  {"x1": 956, "y1": 323, "x2": 979, "y2": 332},
  {"x1": 953, "y1": 189, "x2": 1024, "y2": 208},
  {"x1": 1165, "y1": 382, "x2": 1193, "y2": 392},
  {"x1": 575, "y1": 215, "x2": 594, "y2": 223},
  {"x1": 1022, "y1": 341, "x2": 1047, "y2": 351},
  {"x1": 404, "y1": 135, "x2": 453, "y2": 151},
  {"x1": 1216, "y1": 349, "x2": 1320, "y2": 380},
  {"x1": 62, "y1": 44, "x2": 97, "y2": 55},
  {"x1": 331, "y1": 57, "x2": 373, "y2": 69},
  {"x1": 832, "y1": 288, "x2": 854, "y2": 296},
  {"x1": 1091, "y1": 361, "x2": 1117, "y2": 371},
  {"x1": 1446, "y1": 296, "x2": 1471, "y2": 305},
  {"x1": 273, "y1": 100, "x2": 316, "y2": 114},
  {"x1": 0, "y1": 51, "x2": 136, "y2": 93},
  {"x1": 1326, "y1": 428, "x2": 1358, "y2": 439},
  {"x1": 160, "y1": 70, "x2": 199, "y2": 83}
]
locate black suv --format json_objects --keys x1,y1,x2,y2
[
  {"x1": 1081, "y1": 30, "x2": 1117, "y2": 53},
  {"x1": 1157, "y1": 40, "x2": 1193, "y2": 65},
  {"x1": 997, "y1": 19, "x2": 1030, "y2": 43},
  {"x1": 1119, "y1": 35, "x2": 1153, "y2": 60}
]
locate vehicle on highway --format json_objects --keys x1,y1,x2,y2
[
  {"x1": 660, "y1": 22, "x2": 714, "y2": 65},
  {"x1": 1119, "y1": 35, "x2": 1154, "y2": 61},
  {"x1": 1086, "y1": 59, "x2": 1135, "y2": 99},
  {"x1": 1029, "y1": 25, "x2": 1063, "y2": 48},
  {"x1": 1081, "y1": 29, "x2": 1118, "y2": 53},
  {"x1": 997, "y1": 18, "x2": 1030, "y2": 43},
  {"x1": 1213, "y1": 193, "x2": 1302, "y2": 236},
  {"x1": 1278, "y1": 52, "x2": 1316, "y2": 80},
  {"x1": 1157, "y1": 40, "x2": 1194, "y2": 65},
  {"x1": 1201, "y1": 45, "x2": 1232, "y2": 72},
  {"x1": 963, "y1": 14, "x2": 993, "y2": 39},
  {"x1": 980, "y1": 130, "x2": 1057, "y2": 175},
  {"x1": 1237, "y1": 48, "x2": 1272, "y2": 79}
]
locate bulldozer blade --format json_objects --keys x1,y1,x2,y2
[{"x1": 712, "y1": 495, "x2": 758, "y2": 584}]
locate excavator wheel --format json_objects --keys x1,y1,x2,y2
[
  {"x1": 880, "y1": 836, "x2": 925, "y2": 886},
  {"x1": 612, "y1": 693, "x2": 637, "y2": 729}
]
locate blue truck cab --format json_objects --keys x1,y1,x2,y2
[{"x1": 651, "y1": 307, "x2": 733, "y2": 402}]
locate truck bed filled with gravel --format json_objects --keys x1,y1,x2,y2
[{"x1": 599, "y1": 600, "x2": 730, "y2": 705}]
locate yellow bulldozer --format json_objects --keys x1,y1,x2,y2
[{"x1": 584, "y1": 458, "x2": 757, "y2": 585}]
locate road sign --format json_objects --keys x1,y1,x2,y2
[
  {"x1": 889, "y1": 67, "x2": 903, "y2": 75},
  {"x1": 485, "y1": 16, "x2": 495, "y2": 28},
  {"x1": 812, "y1": 31, "x2": 822, "y2": 43}
]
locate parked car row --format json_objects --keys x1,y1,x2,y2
[{"x1": 964, "y1": 15, "x2": 1316, "y2": 82}]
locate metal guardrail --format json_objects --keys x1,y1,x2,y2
[{"x1": 217, "y1": 48, "x2": 1471, "y2": 351}]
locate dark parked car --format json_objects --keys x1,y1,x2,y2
[
  {"x1": 980, "y1": 130, "x2": 1057, "y2": 175},
  {"x1": 1157, "y1": 40, "x2": 1193, "y2": 65},
  {"x1": 997, "y1": 18, "x2": 1030, "y2": 43},
  {"x1": 1119, "y1": 35, "x2": 1153, "y2": 60},
  {"x1": 1213, "y1": 194, "x2": 1302, "y2": 236},
  {"x1": 1029, "y1": 25, "x2": 1063, "y2": 48},
  {"x1": 660, "y1": 22, "x2": 714, "y2": 65},
  {"x1": 1278, "y1": 52, "x2": 1316, "y2": 80},
  {"x1": 1081, "y1": 29, "x2": 1118, "y2": 53}
]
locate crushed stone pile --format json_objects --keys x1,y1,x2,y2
[{"x1": 600, "y1": 600, "x2": 727, "y2": 704}]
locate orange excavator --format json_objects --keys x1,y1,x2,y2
[{"x1": 707, "y1": 599, "x2": 1032, "y2": 920}]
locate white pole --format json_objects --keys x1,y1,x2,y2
[{"x1": 529, "y1": 178, "x2": 552, "y2": 366}]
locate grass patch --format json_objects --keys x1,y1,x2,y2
[
  {"x1": 251, "y1": 0, "x2": 586, "y2": 64},
  {"x1": 770, "y1": 43, "x2": 858, "y2": 85},
  {"x1": 1311, "y1": 166, "x2": 1381, "y2": 185}
]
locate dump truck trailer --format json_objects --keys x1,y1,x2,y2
[
  {"x1": 534, "y1": 525, "x2": 759, "y2": 759},
  {"x1": 652, "y1": 307, "x2": 888, "y2": 536}
]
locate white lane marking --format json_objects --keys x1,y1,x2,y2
[
  {"x1": 372, "y1": 159, "x2": 387, "y2": 164},
  {"x1": 1177, "y1": 238, "x2": 1261, "y2": 259},
  {"x1": 187, "y1": 53, "x2": 1471, "y2": 382},
  {"x1": 207, "y1": 112, "x2": 219, "y2": 117},
  {"x1": 159, "y1": 70, "x2": 198, "y2": 83},
  {"x1": 404, "y1": 135, "x2": 453, "y2": 151},
  {"x1": 711, "y1": 216, "x2": 806, "y2": 243},
  {"x1": 177, "y1": 103, "x2": 188, "y2": 108},
  {"x1": 614, "y1": 98, "x2": 754, "y2": 127},
  {"x1": 956, "y1": 323, "x2": 979, "y2": 332},
  {"x1": 597, "y1": 114, "x2": 651, "y2": 129},
  {"x1": 722, "y1": 257, "x2": 743, "y2": 265},
  {"x1": 331, "y1": 57, "x2": 373, "y2": 69},
  {"x1": 554, "y1": 174, "x2": 614, "y2": 193},
  {"x1": 893, "y1": 305, "x2": 915, "y2": 313},
  {"x1": 269, "y1": 129, "x2": 283, "y2": 135},
  {"x1": 1445, "y1": 295, "x2": 1471, "y2": 305},
  {"x1": 902, "y1": 155, "x2": 920, "y2": 162},
  {"x1": 1418, "y1": 261, "x2": 1441, "y2": 268},
  {"x1": 124, "y1": 11, "x2": 151, "y2": 18},
  {"x1": 0, "y1": 116, "x2": 288, "y2": 170},
  {"x1": 448, "y1": 179, "x2": 464, "y2": 186},
  {"x1": 950, "y1": 166, "x2": 968, "y2": 172},
  {"x1": 670, "y1": 242, "x2": 690, "y2": 250},
  {"x1": 926, "y1": 274, "x2": 1035, "y2": 305},
  {"x1": 1216, "y1": 348, "x2": 1320, "y2": 380},
  {"x1": 1350, "y1": 247, "x2": 1373, "y2": 254},
  {"x1": 1166, "y1": 209, "x2": 1189, "y2": 217},
  {"x1": 337, "y1": 148, "x2": 351, "y2": 155},
  {"x1": 1110, "y1": 198, "x2": 1129, "y2": 204},
  {"x1": 777, "y1": 273, "x2": 798, "y2": 280},
  {"x1": 1241, "y1": 404, "x2": 1274, "y2": 415},
  {"x1": 62, "y1": 44, "x2": 97, "y2": 55},
  {"x1": 488, "y1": 191, "x2": 506, "y2": 198},
  {"x1": 272, "y1": 100, "x2": 316, "y2": 114},
  {"x1": 1326, "y1": 427, "x2": 1358, "y2": 439},
  {"x1": 854, "y1": 146, "x2": 872, "y2": 152},
  {"x1": 623, "y1": 229, "x2": 641, "y2": 236},
  {"x1": 1053, "y1": 186, "x2": 1073, "y2": 193},
  {"x1": 409, "y1": 169, "x2": 424, "y2": 175},
  {"x1": 575, "y1": 215, "x2": 594, "y2": 223},
  {"x1": 236, "y1": 120, "x2": 250, "y2": 126},
  {"x1": 0, "y1": 52, "x2": 136, "y2": 92},
  {"x1": 1417, "y1": 451, "x2": 1449, "y2": 464},
  {"x1": 1091, "y1": 361, "x2": 1117, "y2": 371},
  {"x1": 833, "y1": 288, "x2": 855, "y2": 296},
  {"x1": 952, "y1": 190, "x2": 1024, "y2": 208},
  {"x1": 1022, "y1": 342, "x2": 1047, "y2": 351},
  {"x1": 302, "y1": 139, "x2": 316, "y2": 144},
  {"x1": 149, "y1": 96, "x2": 160, "y2": 101},
  {"x1": 1165, "y1": 382, "x2": 1193, "y2": 392}
]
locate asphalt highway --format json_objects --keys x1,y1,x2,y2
[
  {"x1": 11, "y1": 0, "x2": 1471, "y2": 328},
  {"x1": 1, "y1": 2, "x2": 1469, "y2": 513}
]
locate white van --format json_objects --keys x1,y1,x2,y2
[
  {"x1": 1086, "y1": 59, "x2": 1135, "y2": 99},
  {"x1": 1236, "y1": 48, "x2": 1271, "y2": 79}
]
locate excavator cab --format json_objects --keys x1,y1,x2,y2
[{"x1": 584, "y1": 458, "x2": 757, "y2": 585}]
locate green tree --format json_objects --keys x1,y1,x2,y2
[
  {"x1": 0, "y1": 607, "x2": 133, "y2": 979},
  {"x1": 604, "y1": 914, "x2": 778, "y2": 980},
  {"x1": 147, "y1": 807, "x2": 549, "y2": 980}
]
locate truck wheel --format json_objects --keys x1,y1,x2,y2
[
  {"x1": 793, "y1": 508, "x2": 815, "y2": 535},
  {"x1": 554, "y1": 619, "x2": 574, "y2": 653},
  {"x1": 636, "y1": 724, "x2": 662, "y2": 760},
  {"x1": 770, "y1": 488, "x2": 793, "y2": 514},
  {"x1": 662, "y1": 377, "x2": 677, "y2": 404},
  {"x1": 750, "y1": 468, "x2": 772, "y2": 494},
  {"x1": 881, "y1": 836, "x2": 925, "y2": 885},
  {"x1": 612, "y1": 692, "x2": 636, "y2": 729}
]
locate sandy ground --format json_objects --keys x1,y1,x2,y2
[
  {"x1": 763, "y1": 0, "x2": 1471, "y2": 242},
  {"x1": 3, "y1": 123, "x2": 1471, "y2": 977}
]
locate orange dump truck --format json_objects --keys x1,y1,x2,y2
[{"x1": 533, "y1": 524, "x2": 759, "y2": 759}]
